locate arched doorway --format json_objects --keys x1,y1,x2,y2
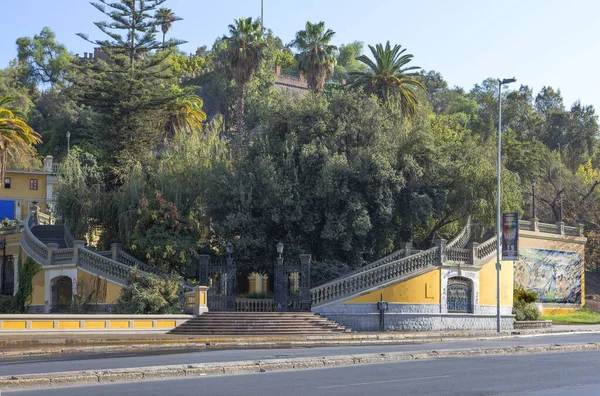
[
  {"x1": 51, "y1": 276, "x2": 73, "y2": 313},
  {"x1": 447, "y1": 277, "x2": 473, "y2": 313}
]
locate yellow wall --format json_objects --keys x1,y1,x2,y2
[
  {"x1": 479, "y1": 259, "x2": 514, "y2": 307},
  {"x1": 30, "y1": 270, "x2": 45, "y2": 305},
  {"x1": 1, "y1": 172, "x2": 47, "y2": 200},
  {"x1": 77, "y1": 269, "x2": 123, "y2": 304},
  {"x1": 347, "y1": 269, "x2": 440, "y2": 304}
]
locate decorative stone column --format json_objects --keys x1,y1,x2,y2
[
  {"x1": 72, "y1": 240, "x2": 86, "y2": 265},
  {"x1": 194, "y1": 286, "x2": 209, "y2": 315},
  {"x1": 435, "y1": 239, "x2": 447, "y2": 265},
  {"x1": 46, "y1": 243, "x2": 59, "y2": 266},
  {"x1": 111, "y1": 243, "x2": 122, "y2": 261},
  {"x1": 400, "y1": 241, "x2": 413, "y2": 257}
]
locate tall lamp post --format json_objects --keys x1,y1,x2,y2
[
  {"x1": 497, "y1": 77, "x2": 516, "y2": 332},
  {"x1": 66, "y1": 131, "x2": 71, "y2": 154}
]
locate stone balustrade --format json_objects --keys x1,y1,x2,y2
[{"x1": 236, "y1": 298, "x2": 274, "y2": 312}]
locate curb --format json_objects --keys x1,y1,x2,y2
[
  {"x1": 3, "y1": 330, "x2": 600, "y2": 359},
  {"x1": 2, "y1": 343, "x2": 600, "y2": 390}
]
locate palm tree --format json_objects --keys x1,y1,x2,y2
[
  {"x1": 163, "y1": 94, "x2": 207, "y2": 139},
  {"x1": 0, "y1": 96, "x2": 42, "y2": 181},
  {"x1": 348, "y1": 41, "x2": 425, "y2": 118},
  {"x1": 155, "y1": 8, "x2": 181, "y2": 48},
  {"x1": 292, "y1": 21, "x2": 337, "y2": 94},
  {"x1": 224, "y1": 17, "x2": 265, "y2": 133}
]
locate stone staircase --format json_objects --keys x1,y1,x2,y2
[
  {"x1": 170, "y1": 312, "x2": 350, "y2": 335},
  {"x1": 31, "y1": 225, "x2": 69, "y2": 248}
]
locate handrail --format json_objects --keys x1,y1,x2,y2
[
  {"x1": 446, "y1": 247, "x2": 472, "y2": 264},
  {"x1": 447, "y1": 216, "x2": 471, "y2": 248},
  {"x1": 20, "y1": 213, "x2": 48, "y2": 265},
  {"x1": 311, "y1": 247, "x2": 439, "y2": 307},
  {"x1": 475, "y1": 236, "x2": 497, "y2": 260},
  {"x1": 117, "y1": 250, "x2": 164, "y2": 277},
  {"x1": 78, "y1": 248, "x2": 132, "y2": 285}
]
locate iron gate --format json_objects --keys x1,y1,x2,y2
[
  {"x1": 274, "y1": 254, "x2": 311, "y2": 312},
  {"x1": 447, "y1": 277, "x2": 472, "y2": 313},
  {"x1": 199, "y1": 255, "x2": 236, "y2": 311}
]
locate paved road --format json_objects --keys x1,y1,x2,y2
[
  {"x1": 8, "y1": 350, "x2": 600, "y2": 395},
  {"x1": 1, "y1": 332, "x2": 600, "y2": 376}
]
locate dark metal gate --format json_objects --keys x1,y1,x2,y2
[
  {"x1": 1, "y1": 255, "x2": 14, "y2": 296},
  {"x1": 199, "y1": 255, "x2": 236, "y2": 311},
  {"x1": 274, "y1": 254, "x2": 311, "y2": 312},
  {"x1": 447, "y1": 277, "x2": 472, "y2": 313}
]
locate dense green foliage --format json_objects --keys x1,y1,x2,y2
[
  {"x1": 513, "y1": 285, "x2": 541, "y2": 321},
  {"x1": 114, "y1": 269, "x2": 183, "y2": 314},
  {"x1": 3, "y1": 0, "x2": 600, "y2": 291},
  {"x1": 0, "y1": 256, "x2": 42, "y2": 314}
]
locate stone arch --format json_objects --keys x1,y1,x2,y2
[
  {"x1": 51, "y1": 276, "x2": 73, "y2": 313},
  {"x1": 446, "y1": 276, "x2": 473, "y2": 313}
]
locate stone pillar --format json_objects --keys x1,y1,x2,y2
[
  {"x1": 578, "y1": 224, "x2": 585, "y2": 237},
  {"x1": 248, "y1": 273, "x2": 257, "y2": 294},
  {"x1": 194, "y1": 286, "x2": 209, "y2": 315},
  {"x1": 531, "y1": 218, "x2": 539, "y2": 232},
  {"x1": 274, "y1": 256, "x2": 285, "y2": 312},
  {"x1": 12, "y1": 253, "x2": 19, "y2": 295},
  {"x1": 73, "y1": 240, "x2": 86, "y2": 265},
  {"x1": 558, "y1": 221, "x2": 565, "y2": 235},
  {"x1": 44, "y1": 270, "x2": 52, "y2": 313},
  {"x1": 43, "y1": 156, "x2": 53, "y2": 173},
  {"x1": 299, "y1": 254, "x2": 311, "y2": 311},
  {"x1": 111, "y1": 243, "x2": 122, "y2": 261},
  {"x1": 198, "y1": 255, "x2": 210, "y2": 286},
  {"x1": 46, "y1": 243, "x2": 59, "y2": 266},
  {"x1": 262, "y1": 275, "x2": 269, "y2": 293},
  {"x1": 470, "y1": 242, "x2": 479, "y2": 266},
  {"x1": 400, "y1": 241, "x2": 413, "y2": 257},
  {"x1": 434, "y1": 239, "x2": 447, "y2": 265}
]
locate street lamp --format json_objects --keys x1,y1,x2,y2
[
  {"x1": 66, "y1": 131, "x2": 71, "y2": 153},
  {"x1": 496, "y1": 77, "x2": 516, "y2": 333},
  {"x1": 276, "y1": 241, "x2": 284, "y2": 259}
]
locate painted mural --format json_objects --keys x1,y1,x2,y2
[{"x1": 515, "y1": 248, "x2": 581, "y2": 303}]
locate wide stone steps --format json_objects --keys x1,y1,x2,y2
[
  {"x1": 31, "y1": 225, "x2": 68, "y2": 248},
  {"x1": 170, "y1": 312, "x2": 350, "y2": 335}
]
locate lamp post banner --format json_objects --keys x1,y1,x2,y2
[{"x1": 502, "y1": 212, "x2": 519, "y2": 261}]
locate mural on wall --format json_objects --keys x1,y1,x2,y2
[{"x1": 515, "y1": 248, "x2": 581, "y2": 303}]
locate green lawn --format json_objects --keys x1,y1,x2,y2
[{"x1": 540, "y1": 309, "x2": 600, "y2": 324}]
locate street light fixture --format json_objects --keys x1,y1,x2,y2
[
  {"x1": 496, "y1": 77, "x2": 516, "y2": 332},
  {"x1": 276, "y1": 241, "x2": 284, "y2": 259},
  {"x1": 66, "y1": 131, "x2": 71, "y2": 153}
]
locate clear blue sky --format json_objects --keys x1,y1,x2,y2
[{"x1": 2, "y1": 0, "x2": 598, "y2": 110}]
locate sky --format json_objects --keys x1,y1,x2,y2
[{"x1": 1, "y1": 0, "x2": 598, "y2": 110}]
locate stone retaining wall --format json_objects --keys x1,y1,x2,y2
[{"x1": 0, "y1": 314, "x2": 192, "y2": 332}]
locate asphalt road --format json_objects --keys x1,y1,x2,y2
[
  {"x1": 8, "y1": 350, "x2": 600, "y2": 395},
  {"x1": 1, "y1": 332, "x2": 600, "y2": 376}
]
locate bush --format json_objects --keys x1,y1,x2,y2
[
  {"x1": 513, "y1": 300, "x2": 541, "y2": 321},
  {"x1": 114, "y1": 269, "x2": 183, "y2": 314},
  {"x1": 514, "y1": 285, "x2": 538, "y2": 304}
]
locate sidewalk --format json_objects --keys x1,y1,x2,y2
[{"x1": 1, "y1": 323, "x2": 600, "y2": 358}]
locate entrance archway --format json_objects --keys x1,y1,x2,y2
[
  {"x1": 447, "y1": 277, "x2": 473, "y2": 313},
  {"x1": 51, "y1": 276, "x2": 73, "y2": 313}
]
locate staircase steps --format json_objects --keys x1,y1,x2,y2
[
  {"x1": 170, "y1": 312, "x2": 350, "y2": 335},
  {"x1": 31, "y1": 225, "x2": 68, "y2": 248}
]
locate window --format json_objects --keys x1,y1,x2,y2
[
  {"x1": 3, "y1": 178, "x2": 10, "y2": 189},
  {"x1": 29, "y1": 179, "x2": 38, "y2": 190}
]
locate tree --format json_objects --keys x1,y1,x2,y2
[
  {"x1": 224, "y1": 17, "x2": 265, "y2": 133},
  {"x1": 292, "y1": 21, "x2": 337, "y2": 94},
  {"x1": 74, "y1": 0, "x2": 188, "y2": 166},
  {"x1": 163, "y1": 87, "x2": 207, "y2": 139},
  {"x1": 155, "y1": 7, "x2": 182, "y2": 48},
  {"x1": 0, "y1": 96, "x2": 42, "y2": 181},
  {"x1": 348, "y1": 41, "x2": 424, "y2": 118},
  {"x1": 335, "y1": 41, "x2": 366, "y2": 81},
  {"x1": 16, "y1": 27, "x2": 71, "y2": 88}
]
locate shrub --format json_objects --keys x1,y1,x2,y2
[
  {"x1": 114, "y1": 269, "x2": 183, "y2": 314},
  {"x1": 514, "y1": 285, "x2": 538, "y2": 304}
]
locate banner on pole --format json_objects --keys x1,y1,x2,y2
[{"x1": 502, "y1": 212, "x2": 519, "y2": 261}]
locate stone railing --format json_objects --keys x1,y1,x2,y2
[
  {"x1": 117, "y1": 250, "x2": 163, "y2": 277},
  {"x1": 236, "y1": 298, "x2": 274, "y2": 312},
  {"x1": 311, "y1": 247, "x2": 439, "y2": 307},
  {"x1": 446, "y1": 248, "x2": 472, "y2": 264},
  {"x1": 78, "y1": 246, "x2": 131, "y2": 285},
  {"x1": 447, "y1": 217, "x2": 471, "y2": 248},
  {"x1": 342, "y1": 249, "x2": 406, "y2": 278},
  {"x1": 21, "y1": 214, "x2": 48, "y2": 264},
  {"x1": 475, "y1": 236, "x2": 497, "y2": 261},
  {"x1": 519, "y1": 219, "x2": 584, "y2": 236},
  {"x1": 52, "y1": 248, "x2": 74, "y2": 265},
  {"x1": 97, "y1": 251, "x2": 112, "y2": 258}
]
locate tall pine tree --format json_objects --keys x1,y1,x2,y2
[{"x1": 73, "y1": 0, "x2": 187, "y2": 173}]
